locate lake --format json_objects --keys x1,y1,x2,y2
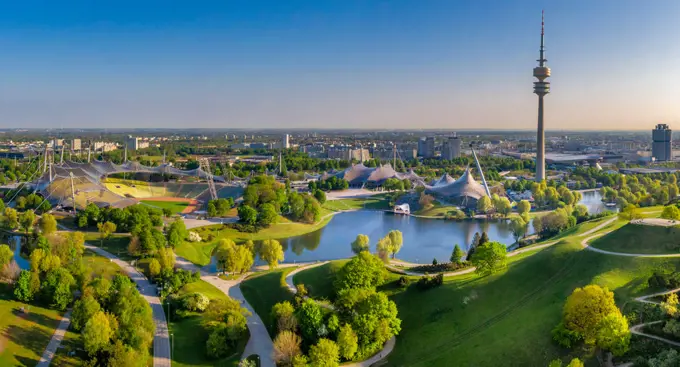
[{"x1": 0, "y1": 234, "x2": 30, "y2": 270}]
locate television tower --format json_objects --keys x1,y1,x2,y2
[{"x1": 533, "y1": 10, "x2": 550, "y2": 182}]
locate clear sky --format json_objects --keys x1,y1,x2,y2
[{"x1": 2, "y1": 0, "x2": 680, "y2": 130}]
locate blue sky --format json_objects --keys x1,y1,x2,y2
[{"x1": 1, "y1": 0, "x2": 679, "y2": 130}]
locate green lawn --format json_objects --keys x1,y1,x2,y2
[
  {"x1": 170, "y1": 280, "x2": 247, "y2": 367},
  {"x1": 412, "y1": 204, "x2": 457, "y2": 217},
  {"x1": 240, "y1": 268, "x2": 296, "y2": 337},
  {"x1": 384, "y1": 218, "x2": 677, "y2": 367},
  {"x1": 0, "y1": 283, "x2": 64, "y2": 366},
  {"x1": 180, "y1": 215, "x2": 335, "y2": 266},
  {"x1": 140, "y1": 200, "x2": 189, "y2": 214},
  {"x1": 591, "y1": 223, "x2": 680, "y2": 254},
  {"x1": 293, "y1": 260, "x2": 348, "y2": 300},
  {"x1": 81, "y1": 249, "x2": 124, "y2": 280},
  {"x1": 84, "y1": 233, "x2": 133, "y2": 261},
  {"x1": 322, "y1": 195, "x2": 390, "y2": 212}
]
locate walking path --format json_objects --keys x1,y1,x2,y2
[
  {"x1": 576, "y1": 216, "x2": 680, "y2": 348},
  {"x1": 56, "y1": 223, "x2": 171, "y2": 367},
  {"x1": 174, "y1": 256, "x2": 275, "y2": 367},
  {"x1": 36, "y1": 310, "x2": 72, "y2": 367}
]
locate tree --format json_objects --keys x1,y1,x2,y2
[
  {"x1": 72, "y1": 295, "x2": 101, "y2": 331},
  {"x1": 3, "y1": 207, "x2": 18, "y2": 229},
  {"x1": 661, "y1": 205, "x2": 680, "y2": 221},
  {"x1": 272, "y1": 301, "x2": 297, "y2": 332},
  {"x1": 376, "y1": 237, "x2": 391, "y2": 261},
  {"x1": 296, "y1": 299, "x2": 324, "y2": 343},
  {"x1": 557, "y1": 284, "x2": 630, "y2": 354},
  {"x1": 39, "y1": 213, "x2": 58, "y2": 235},
  {"x1": 207, "y1": 202, "x2": 218, "y2": 218},
  {"x1": 19, "y1": 209, "x2": 35, "y2": 233},
  {"x1": 238, "y1": 205, "x2": 258, "y2": 225},
  {"x1": 257, "y1": 203, "x2": 278, "y2": 227},
  {"x1": 273, "y1": 330, "x2": 302, "y2": 366},
  {"x1": 0, "y1": 244, "x2": 13, "y2": 268},
  {"x1": 314, "y1": 189, "x2": 327, "y2": 204},
  {"x1": 351, "y1": 234, "x2": 370, "y2": 255},
  {"x1": 471, "y1": 241, "x2": 507, "y2": 276},
  {"x1": 97, "y1": 221, "x2": 117, "y2": 242},
  {"x1": 309, "y1": 338, "x2": 340, "y2": 367},
  {"x1": 494, "y1": 197, "x2": 512, "y2": 217},
  {"x1": 476, "y1": 196, "x2": 492, "y2": 214},
  {"x1": 83, "y1": 311, "x2": 112, "y2": 355},
  {"x1": 595, "y1": 313, "x2": 630, "y2": 356},
  {"x1": 516, "y1": 200, "x2": 531, "y2": 215},
  {"x1": 336, "y1": 324, "x2": 358, "y2": 360},
  {"x1": 166, "y1": 218, "x2": 187, "y2": 247},
  {"x1": 148, "y1": 258, "x2": 161, "y2": 278},
  {"x1": 387, "y1": 230, "x2": 403, "y2": 259},
  {"x1": 619, "y1": 204, "x2": 641, "y2": 221},
  {"x1": 510, "y1": 217, "x2": 527, "y2": 243},
  {"x1": 450, "y1": 244, "x2": 464, "y2": 264},
  {"x1": 334, "y1": 251, "x2": 386, "y2": 291},
  {"x1": 156, "y1": 246, "x2": 176, "y2": 272},
  {"x1": 14, "y1": 270, "x2": 37, "y2": 302},
  {"x1": 259, "y1": 239, "x2": 284, "y2": 269},
  {"x1": 42, "y1": 268, "x2": 75, "y2": 310}
]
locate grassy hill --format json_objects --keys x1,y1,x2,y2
[
  {"x1": 590, "y1": 223, "x2": 680, "y2": 254},
  {"x1": 385, "y1": 219, "x2": 677, "y2": 366}
]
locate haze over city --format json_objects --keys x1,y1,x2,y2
[{"x1": 2, "y1": 0, "x2": 680, "y2": 130}]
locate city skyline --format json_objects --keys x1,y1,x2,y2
[{"x1": 2, "y1": 1, "x2": 680, "y2": 130}]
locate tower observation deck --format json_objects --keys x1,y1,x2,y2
[{"x1": 533, "y1": 10, "x2": 551, "y2": 182}]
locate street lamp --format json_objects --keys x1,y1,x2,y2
[{"x1": 170, "y1": 333, "x2": 174, "y2": 362}]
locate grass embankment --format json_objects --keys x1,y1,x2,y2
[
  {"x1": 240, "y1": 268, "x2": 297, "y2": 337},
  {"x1": 178, "y1": 214, "x2": 335, "y2": 266},
  {"x1": 170, "y1": 280, "x2": 247, "y2": 367},
  {"x1": 322, "y1": 194, "x2": 390, "y2": 212},
  {"x1": 384, "y1": 217, "x2": 675, "y2": 366},
  {"x1": 140, "y1": 200, "x2": 189, "y2": 214},
  {"x1": 412, "y1": 203, "x2": 457, "y2": 217},
  {"x1": 0, "y1": 283, "x2": 64, "y2": 366},
  {"x1": 293, "y1": 260, "x2": 348, "y2": 300},
  {"x1": 591, "y1": 223, "x2": 680, "y2": 254},
  {"x1": 83, "y1": 233, "x2": 132, "y2": 261}
]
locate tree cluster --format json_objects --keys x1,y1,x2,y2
[
  {"x1": 207, "y1": 198, "x2": 235, "y2": 218},
  {"x1": 308, "y1": 177, "x2": 349, "y2": 192}
]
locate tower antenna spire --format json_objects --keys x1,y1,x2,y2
[
  {"x1": 539, "y1": 9, "x2": 546, "y2": 67},
  {"x1": 533, "y1": 9, "x2": 551, "y2": 182}
]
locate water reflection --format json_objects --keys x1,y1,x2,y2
[{"x1": 0, "y1": 234, "x2": 30, "y2": 270}]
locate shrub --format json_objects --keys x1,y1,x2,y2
[
  {"x1": 397, "y1": 276, "x2": 410, "y2": 288},
  {"x1": 416, "y1": 274, "x2": 443, "y2": 291},
  {"x1": 182, "y1": 292, "x2": 209, "y2": 312},
  {"x1": 187, "y1": 232, "x2": 202, "y2": 242}
]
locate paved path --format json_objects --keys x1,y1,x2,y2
[
  {"x1": 57, "y1": 223, "x2": 171, "y2": 367},
  {"x1": 174, "y1": 256, "x2": 275, "y2": 367},
  {"x1": 284, "y1": 261, "x2": 329, "y2": 293},
  {"x1": 36, "y1": 310, "x2": 72, "y2": 367},
  {"x1": 577, "y1": 217, "x2": 680, "y2": 348},
  {"x1": 85, "y1": 243, "x2": 171, "y2": 367}
]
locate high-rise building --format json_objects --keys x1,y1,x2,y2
[
  {"x1": 418, "y1": 137, "x2": 436, "y2": 158},
  {"x1": 441, "y1": 134, "x2": 462, "y2": 160},
  {"x1": 652, "y1": 124, "x2": 673, "y2": 161},
  {"x1": 125, "y1": 136, "x2": 149, "y2": 150},
  {"x1": 282, "y1": 134, "x2": 290, "y2": 149},
  {"x1": 71, "y1": 139, "x2": 81, "y2": 151},
  {"x1": 533, "y1": 10, "x2": 551, "y2": 182}
]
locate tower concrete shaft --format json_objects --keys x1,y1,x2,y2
[{"x1": 533, "y1": 10, "x2": 550, "y2": 182}]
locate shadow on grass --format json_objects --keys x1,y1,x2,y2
[{"x1": 4, "y1": 324, "x2": 53, "y2": 362}]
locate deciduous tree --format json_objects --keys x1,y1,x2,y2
[
  {"x1": 273, "y1": 330, "x2": 302, "y2": 366},
  {"x1": 83, "y1": 311, "x2": 112, "y2": 355},
  {"x1": 337, "y1": 324, "x2": 358, "y2": 360},
  {"x1": 309, "y1": 338, "x2": 340, "y2": 367},
  {"x1": 259, "y1": 239, "x2": 284, "y2": 269},
  {"x1": 39, "y1": 213, "x2": 58, "y2": 235},
  {"x1": 334, "y1": 251, "x2": 386, "y2": 292},
  {"x1": 471, "y1": 241, "x2": 507, "y2": 276},
  {"x1": 350, "y1": 234, "x2": 370, "y2": 255}
]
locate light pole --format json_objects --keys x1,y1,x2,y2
[{"x1": 170, "y1": 333, "x2": 174, "y2": 362}]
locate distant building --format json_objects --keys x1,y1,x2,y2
[
  {"x1": 418, "y1": 137, "x2": 436, "y2": 158},
  {"x1": 50, "y1": 139, "x2": 64, "y2": 149},
  {"x1": 327, "y1": 147, "x2": 370, "y2": 161},
  {"x1": 93, "y1": 141, "x2": 118, "y2": 152},
  {"x1": 652, "y1": 124, "x2": 672, "y2": 161},
  {"x1": 441, "y1": 134, "x2": 462, "y2": 160},
  {"x1": 282, "y1": 134, "x2": 290, "y2": 149},
  {"x1": 125, "y1": 136, "x2": 149, "y2": 151},
  {"x1": 71, "y1": 139, "x2": 81, "y2": 151}
]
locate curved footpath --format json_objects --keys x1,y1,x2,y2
[
  {"x1": 173, "y1": 256, "x2": 275, "y2": 367},
  {"x1": 55, "y1": 224, "x2": 171, "y2": 367},
  {"x1": 578, "y1": 217, "x2": 680, "y2": 348}
]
